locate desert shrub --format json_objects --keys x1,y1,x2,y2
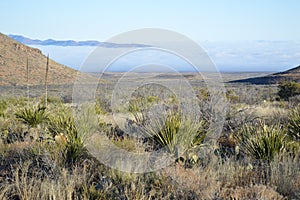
[
  {"x1": 95, "y1": 96, "x2": 111, "y2": 114},
  {"x1": 15, "y1": 104, "x2": 47, "y2": 128},
  {"x1": 223, "y1": 104, "x2": 258, "y2": 134},
  {"x1": 226, "y1": 89, "x2": 239, "y2": 103},
  {"x1": 0, "y1": 99, "x2": 8, "y2": 117},
  {"x1": 0, "y1": 108, "x2": 27, "y2": 143},
  {"x1": 111, "y1": 136, "x2": 138, "y2": 152},
  {"x1": 147, "y1": 95, "x2": 161, "y2": 103},
  {"x1": 237, "y1": 122, "x2": 287, "y2": 161},
  {"x1": 197, "y1": 88, "x2": 210, "y2": 101},
  {"x1": 278, "y1": 81, "x2": 300, "y2": 100},
  {"x1": 39, "y1": 95, "x2": 63, "y2": 105}
]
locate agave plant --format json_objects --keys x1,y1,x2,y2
[
  {"x1": 15, "y1": 104, "x2": 47, "y2": 128},
  {"x1": 237, "y1": 122, "x2": 287, "y2": 161}
]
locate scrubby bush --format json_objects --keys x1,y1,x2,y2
[
  {"x1": 278, "y1": 81, "x2": 300, "y2": 100},
  {"x1": 0, "y1": 99, "x2": 8, "y2": 117},
  {"x1": 226, "y1": 89, "x2": 239, "y2": 103},
  {"x1": 95, "y1": 96, "x2": 111, "y2": 114}
]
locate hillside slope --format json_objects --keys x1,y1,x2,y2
[
  {"x1": 0, "y1": 33, "x2": 93, "y2": 86},
  {"x1": 229, "y1": 65, "x2": 300, "y2": 84}
]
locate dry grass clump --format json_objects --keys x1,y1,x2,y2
[
  {"x1": 269, "y1": 154, "x2": 300, "y2": 199},
  {"x1": 163, "y1": 158, "x2": 220, "y2": 199},
  {"x1": 0, "y1": 161, "x2": 103, "y2": 200},
  {"x1": 218, "y1": 184, "x2": 284, "y2": 200}
]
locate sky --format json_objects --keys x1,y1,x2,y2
[
  {"x1": 1, "y1": 1, "x2": 300, "y2": 72},
  {"x1": 1, "y1": 0, "x2": 300, "y2": 41}
]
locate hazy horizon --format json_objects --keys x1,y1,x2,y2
[{"x1": 28, "y1": 39, "x2": 300, "y2": 73}]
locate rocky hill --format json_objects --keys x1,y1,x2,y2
[
  {"x1": 0, "y1": 33, "x2": 93, "y2": 86},
  {"x1": 229, "y1": 65, "x2": 300, "y2": 84}
]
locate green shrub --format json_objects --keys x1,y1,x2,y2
[
  {"x1": 39, "y1": 95, "x2": 63, "y2": 105},
  {"x1": 237, "y1": 122, "x2": 287, "y2": 161},
  {"x1": 95, "y1": 97, "x2": 111, "y2": 114},
  {"x1": 15, "y1": 104, "x2": 47, "y2": 128},
  {"x1": 147, "y1": 95, "x2": 161, "y2": 103},
  {"x1": 0, "y1": 100, "x2": 8, "y2": 117},
  {"x1": 197, "y1": 88, "x2": 210, "y2": 101},
  {"x1": 226, "y1": 89, "x2": 239, "y2": 103},
  {"x1": 278, "y1": 81, "x2": 300, "y2": 100}
]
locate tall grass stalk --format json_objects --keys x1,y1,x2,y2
[
  {"x1": 44, "y1": 54, "x2": 49, "y2": 107},
  {"x1": 26, "y1": 57, "x2": 29, "y2": 106}
]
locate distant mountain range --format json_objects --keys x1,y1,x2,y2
[{"x1": 8, "y1": 34, "x2": 151, "y2": 48}]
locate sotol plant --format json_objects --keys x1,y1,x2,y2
[
  {"x1": 48, "y1": 110, "x2": 85, "y2": 164},
  {"x1": 237, "y1": 122, "x2": 287, "y2": 161},
  {"x1": 15, "y1": 104, "x2": 47, "y2": 128},
  {"x1": 142, "y1": 111, "x2": 207, "y2": 155}
]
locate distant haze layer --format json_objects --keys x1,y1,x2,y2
[{"x1": 30, "y1": 40, "x2": 300, "y2": 73}]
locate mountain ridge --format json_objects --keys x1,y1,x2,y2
[{"x1": 8, "y1": 34, "x2": 151, "y2": 48}]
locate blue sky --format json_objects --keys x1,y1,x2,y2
[
  {"x1": 1, "y1": 0, "x2": 300, "y2": 41},
  {"x1": 1, "y1": 1, "x2": 300, "y2": 72}
]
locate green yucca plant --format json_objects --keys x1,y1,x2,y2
[
  {"x1": 143, "y1": 111, "x2": 206, "y2": 154},
  {"x1": 287, "y1": 107, "x2": 300, "y2": 141},
  {"x1": 237, "y1": 122, "x2": 287, "y2": 161},
  {"x1": 152, "y1": 113, "x2": 181, "y2": 151},
  {"x1": 15, "y1": 104, "x2": 47, "y2": 128}
]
